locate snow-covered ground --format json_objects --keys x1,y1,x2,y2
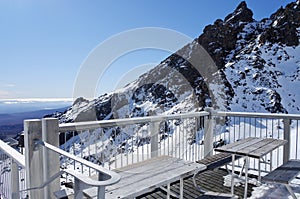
[{"x1": 223, "y1": 173, "x2": 300, "y2": 199}]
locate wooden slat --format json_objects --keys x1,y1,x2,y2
[
  {"x1": 109, "y1": 157, "x2": 198, "y2": 189},
  {"x1": 214, "y1": 137, "x2": 258, "y2": 153},
  {"x1": 250, "y1": 139, "x2": 287, "y2": 158},
  {"x1": 215, "y1": 137, "x2": 287, "y2": 159},
  {"x1": 197, "y1": 152, "x2": 241, "y2": 170},
  {"x1": 108, "y1": 161, "x2": 204, "y2": 198},
  {"x1": 235, "y1": 138, "x2": 275, "y2": 158}
]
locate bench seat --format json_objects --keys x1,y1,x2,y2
[
  {"x1": 196, "y1": 152, "x2": 241, "y2": 171},
  {"x1": 262, "y1": 160, "x2": 300, "y2": 184},
  {"x1": 262, "y1": 160, "x2": 300, "y2": 199}
]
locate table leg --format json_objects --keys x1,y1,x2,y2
[
  {"x1": 244, "y1": 156, "x2": 249, "y2": 199},
  {"x1": 258, "y1": 158, "x2": 261, "y2": 182},
  {"x1": 285, "y1": 184, "x2": 297, "y2": 199},
  {"x1": 167, "y1": 183, "x2": 170, "y2": 199},
  {"x1": 180, "y1": 177, "x2": 184, "y2": 199},
  {"x1": 231, "y1": 154, "x2": 235, "y2": 196}
]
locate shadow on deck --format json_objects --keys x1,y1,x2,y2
[{"x1": 137, "y1": 169, "x2": 256, "y2": 199}]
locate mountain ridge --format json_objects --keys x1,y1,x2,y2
[{"x1": 50, "y1": 0, "x2": 300, "y2": 123}]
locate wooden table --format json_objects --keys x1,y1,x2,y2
[
  {"x1": 83, "y1": 156, "x2": 206, "y2": 199},
  {"x1": 215, "y1": 137, "x2": 287, "y2": 199}
]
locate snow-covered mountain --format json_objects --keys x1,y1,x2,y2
[{"x1": 53, "y1": 0, "x2": 300, "y2": 123}]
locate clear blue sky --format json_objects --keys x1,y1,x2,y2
[{"x1": 0, "y1": 0, "x2": 293, "y2": 99}]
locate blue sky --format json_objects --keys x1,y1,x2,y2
[{"x1": 0, "y1": 0, "x2": 293, "y2": 99}]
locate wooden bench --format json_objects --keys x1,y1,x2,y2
[
  {"x1": 193, "y1": 152, "x2": 241, "y2": 196},
  {"x1": 196, "y1": 152, "x2": 241, "y2": 172},
  {"x1": 262, "y1": 160, "x2": 300, "y2": 199}
]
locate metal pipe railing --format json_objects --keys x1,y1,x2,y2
[
  {"x1": 213, "y1": 111, "x2": 300, "y2": 174},
  {"x1": 38, "y1": 140, "x2": 121, "y2": 198},
  {"x1": 59, "y1": 112, "x2": 209, "y2": 132},
  {"x1": 8, "y1": 110, "x2": 300, "y2": 198},
  {"x1": 58, "y1": 112, "x2": 209, "y2": 170},
  {"x1": 0, "y1": 139, "x2": 26, "y2": 199}
]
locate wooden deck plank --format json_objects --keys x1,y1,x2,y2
[{"x1": 136, "y1": 168, "x2": 257, "y2": 199}]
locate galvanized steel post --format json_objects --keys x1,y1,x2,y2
[
  {"x1": 283, "y1": 118, "x2": 291, "y2": 163},
  {"x1": 24, "y1": 119, "x2": 43, "y2": 198},
  {"x1": 204, "y1": 108, "x2": 215, "y2": 157},
  {"x1": 42, "y1": 118, "x2": 60, "y2": 199}
]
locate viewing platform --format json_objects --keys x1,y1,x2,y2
[{"x1": 0, "y1": 110, "x2": 300, "y2": 198}]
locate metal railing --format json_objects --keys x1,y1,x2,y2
[
  {"x1": 22, "y1": 118, "x2": 122, "y2": 199},
  {"x1": 0, "y1": 139, "x2": 26, "y2": 199},
  {"x1": 58, "y1": 112, "x2": 209, "y2": 170},
  {"x1": 2, "y1": 110, "x2": 300, "y2": 198},
  {"x1": 37, "y1": 140, "x2": 120, "y2": 198},
  {"x1": 213, "y1": 111, "x2": 300, "y2": 174}
]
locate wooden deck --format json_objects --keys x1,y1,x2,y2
[{"x1": 137, "y1": 169, "x2": 257, "y2": 199}]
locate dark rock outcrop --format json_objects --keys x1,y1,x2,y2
[
  {"x1": 198, "y1": 1, "x2": 254, "y2": 68},
  {"x1": 260, "y1": 1, "x2": 300, "y2": 46}
]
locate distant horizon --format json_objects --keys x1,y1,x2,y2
[
  {"x1": 0, "y1": 98, "x2": 72, "y2": 114},
  {"x1": 0, "y1": 98, "x2": 74, "y2": 102}
]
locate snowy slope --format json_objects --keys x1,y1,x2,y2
[
  {"x1": 50, "y1": 0, "x2": 300, "y2": 123},
  {"x1": 223, "y1": 2, "x2": 300, "y2": 113},
  {"x1": 224, "y1": 24, "x2": 300, "y2": 112}
]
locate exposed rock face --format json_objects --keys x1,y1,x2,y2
[
  {"x1": 198, "y1": 1, "x2": 254, "y2": 68},
  {"x1": 50, "y1": 0, "x2": 300, "y2": 122},
  {"x1": 260, "y1": 1, "x2": 300, "y2": 46}
]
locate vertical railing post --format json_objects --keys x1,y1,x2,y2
[
  {"x1": 97, "y1": 172, "x2": 110, "y2": 199},
  {"x1": 24, "y1": 119, "x2": 43, "y2": 198},
  {"x1": 283, "y1": 118, "x2": 291, "y2": 163},
  {"x1": 204, "y1": 108, "x2": 215, "y2": 157},
  {"x1": 42, "y1": 118, "x2": 60, "y2": 199},
  {"x1": 10, "y1": 159, "x2": 20, "y2": 199},
  {"x1": 150, "y1": 121, "x2": 160, "y2": 158}
]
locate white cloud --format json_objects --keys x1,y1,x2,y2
[
  {"x1": 4, "y1": 84, "x2": 16, "y2": 87},
  {"x1": 0, "y1": 83, "x2": 16, "y2": 88}
]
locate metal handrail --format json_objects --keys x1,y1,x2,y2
[
  {"x1": 38, "y1": 140, "x2": 121, "y2": 186},
  {"x1": 216, "y1": 111, "x2": 300, "y2": 120},
  {"x1": 59, "y1": 111, "x2": 209, "y2": 132},
  {"x1": 0, "y1": 139, "x2": 25, "y2": 167}
]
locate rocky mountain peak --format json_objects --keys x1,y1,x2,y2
[
  {"x1": 224, "y1": 1, "x2": 254, "y2": 24},
  {"x1": 197, "y1": 1, "x2": 254, "y2": 68},
  {"x1": 260, "y1": 0, "x2": 300, "y2": 46},
  {"x1": 51, "y1": 1, "x2": 300, "y2": 123}
]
